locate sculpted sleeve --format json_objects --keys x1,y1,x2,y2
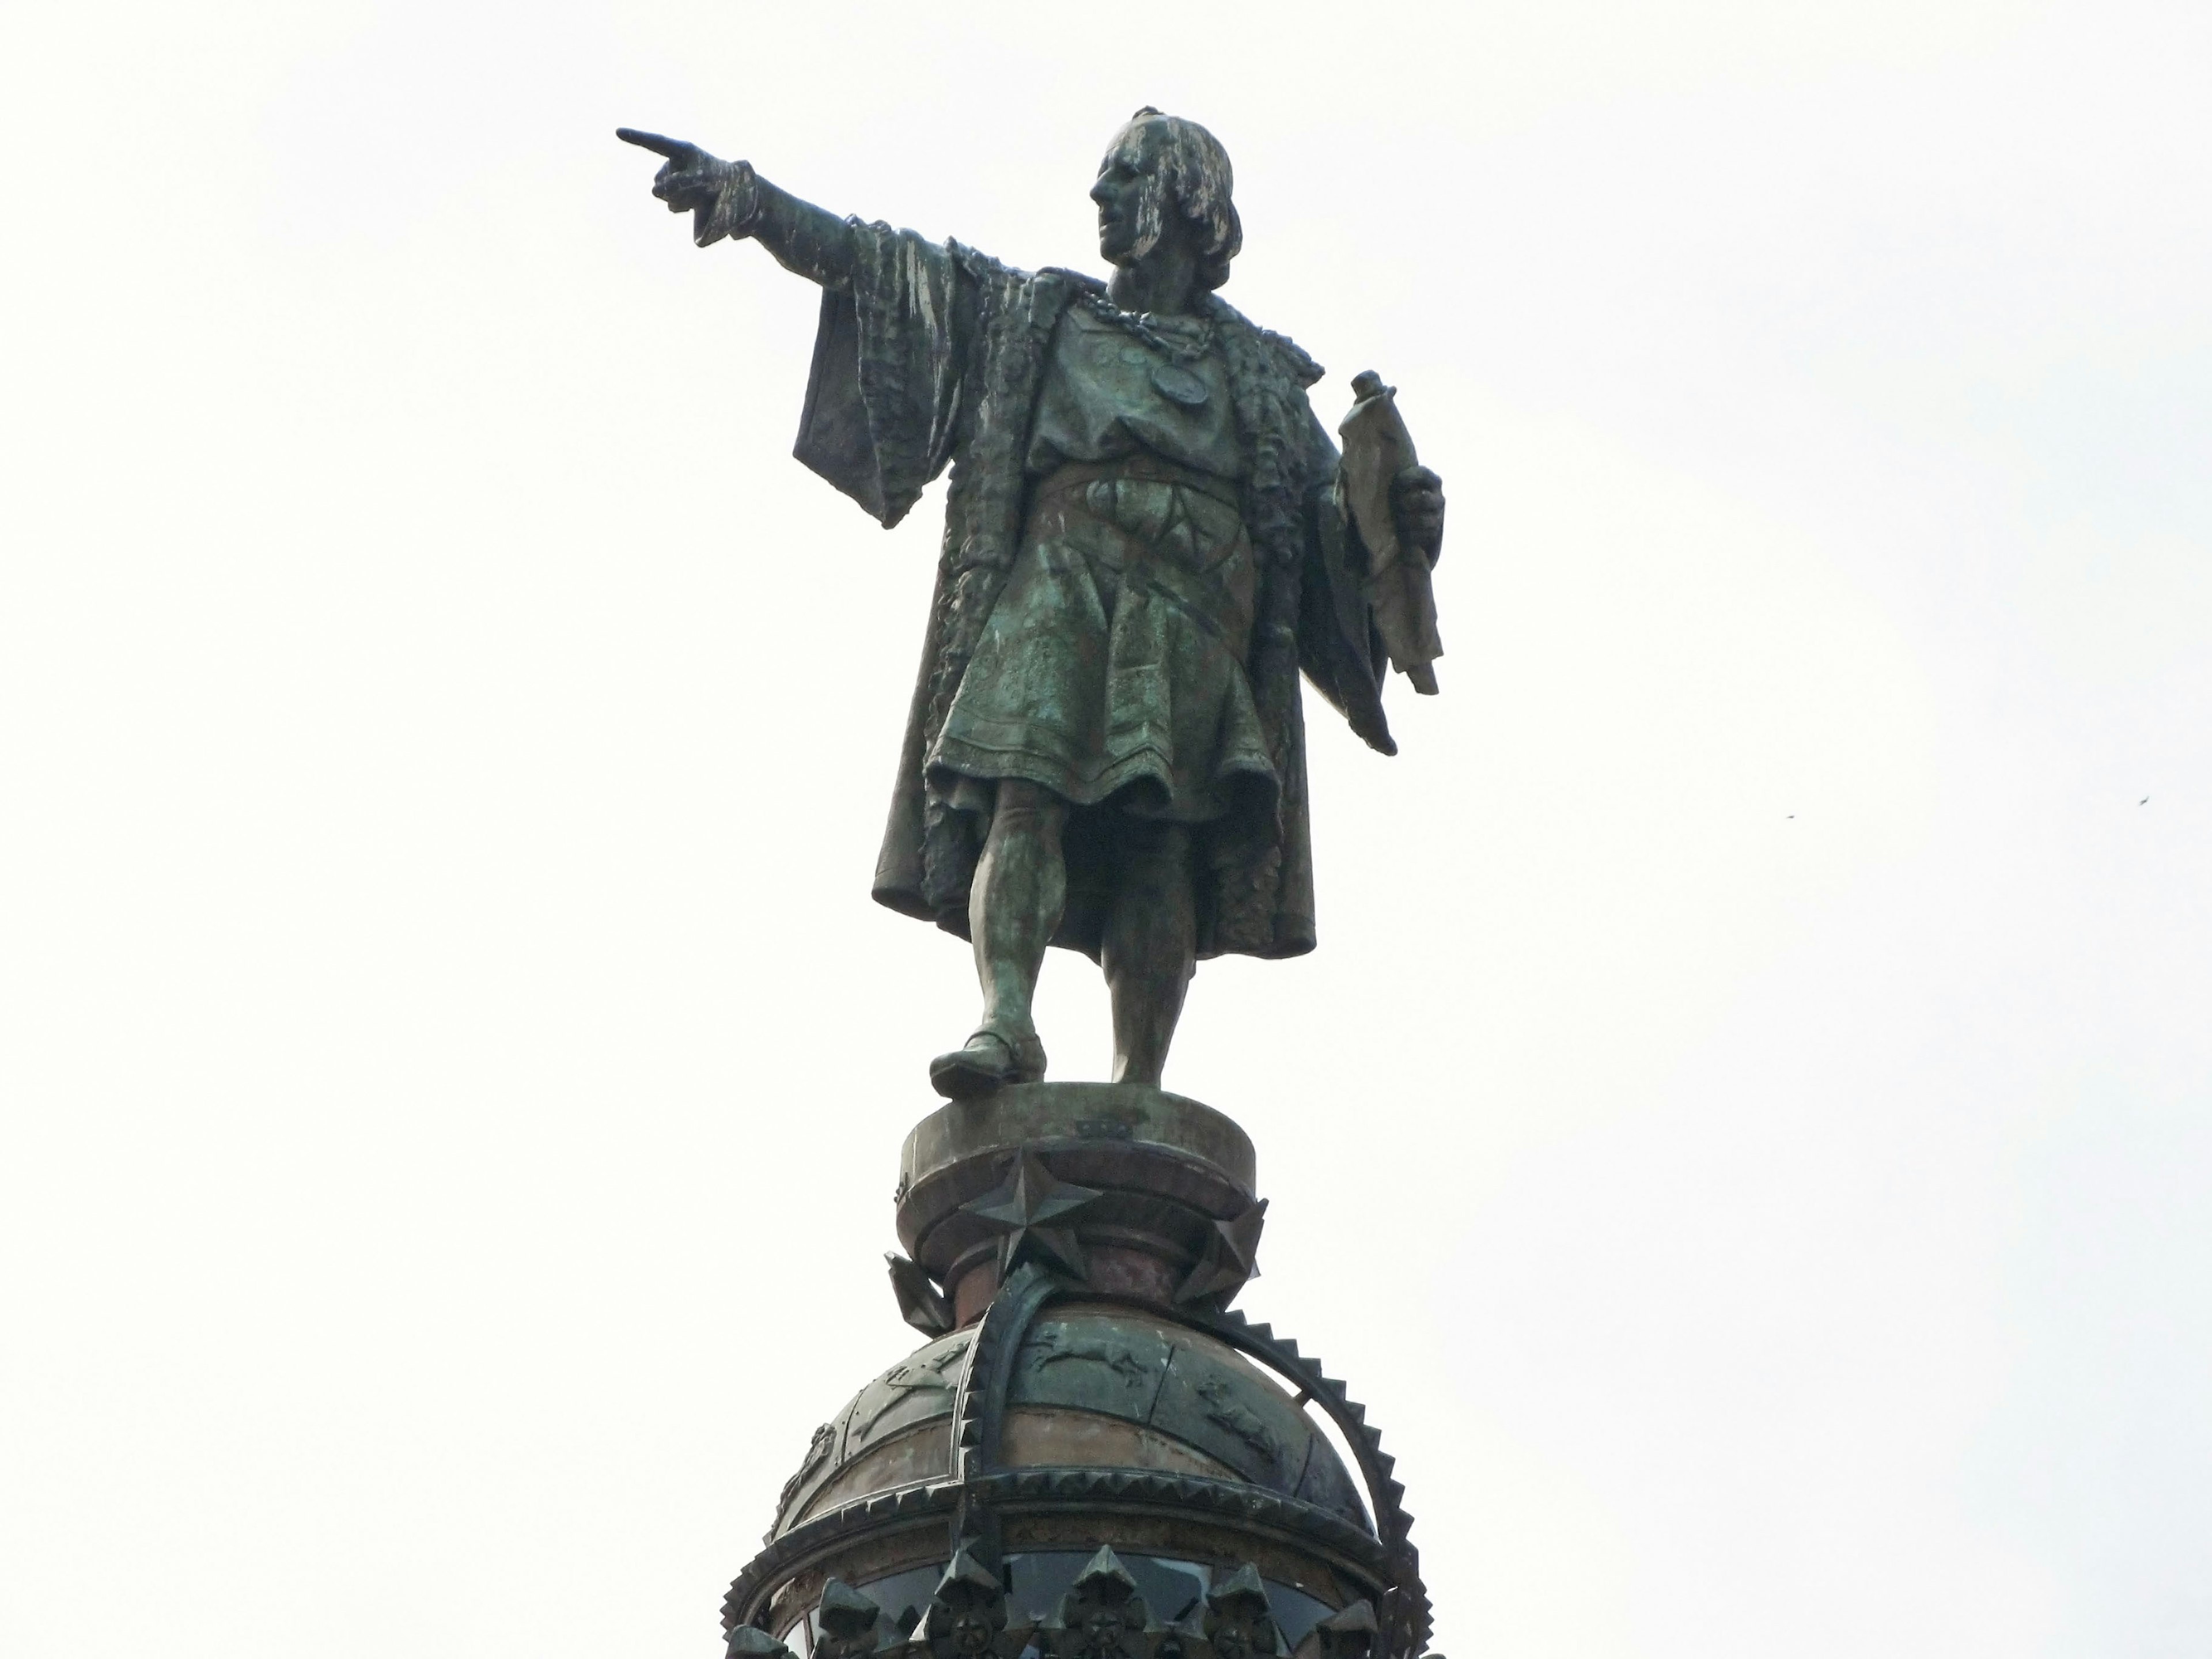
[
  {"x1": 793, "y1": 223, "x2": 978, "y2": 528},
  {"x1": 745, "y1": 177, "x2": 860, "y2": 289}
]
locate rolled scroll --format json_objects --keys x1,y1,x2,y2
[{"x1": 1338, "y1": 370, "x2": 1443, "y2": 695}]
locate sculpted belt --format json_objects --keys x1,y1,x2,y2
[
  {"x1": 1023, "y1": 455, "x2": 1257, "y2": 660},
  {"x1": 1031, "y1": 453, "x2": 1244, "y2": 513}
]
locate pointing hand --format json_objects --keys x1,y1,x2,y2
[{"x1": 617, "y1": 128, "x2": 747, "y2": 247}]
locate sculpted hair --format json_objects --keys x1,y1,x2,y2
[{"x1": 1123, "y1": 107, "x2": 1243, "y2": 291}]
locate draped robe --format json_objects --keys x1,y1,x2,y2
[{"x1": 790, "y1": 221, "x2": 1398, "y2": 961}]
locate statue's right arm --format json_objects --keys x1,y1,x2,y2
[
  {"x1": 616, "y1": 128, "x2": 855, "y2": 290},
  {"x1": 744, "y1": 176, "x2": 857, "y2": 290}
]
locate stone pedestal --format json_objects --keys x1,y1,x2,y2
[{"x1": 896, "y1": 1084, "x2": 1261, "y2": 1324}]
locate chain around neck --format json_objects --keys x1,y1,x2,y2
[{"x1": 1077, "y1": 290, "x2": 1217, "y2": 365}]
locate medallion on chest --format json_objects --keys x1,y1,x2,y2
[{"x1": 1080, "y1": 292, "x2": 1218, "y2": 410}]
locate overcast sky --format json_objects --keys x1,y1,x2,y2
[{"x1": 3, "y1": 2, "x2": 2208, "y2": 1656}]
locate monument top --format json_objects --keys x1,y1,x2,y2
[{"x1": 615, "y1": 108, "x2": 1437, "y2": 1659}]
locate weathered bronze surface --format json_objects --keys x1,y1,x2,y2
[
  {"x1": 771, "y1": 1305, "x2": 1363, "y2": 1541},
  {"x1": 618, "y1": 110, "x2": 1445, "y2": 1098},
  {"x1": 712, "y1": 1084, "x2": 1431, "y2": 1659},
  {"x1": 613, "y1": 111, "x2": 1442, "y2": 1659},
  {"x1": 721, "y1": 1287, "x2": 1427, "y2": 1659}
]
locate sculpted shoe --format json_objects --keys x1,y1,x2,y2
[{"x1": 928, "y1": 1028, "x2": 1047, "y2": 1100}]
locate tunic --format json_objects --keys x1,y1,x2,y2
[{"x1": 928, "y1": 301, "x2": 1273, "y2": 827}]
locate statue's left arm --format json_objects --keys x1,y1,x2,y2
[{"x1": 1391, "y1": 465, "x2": 1446, "y2": 568}]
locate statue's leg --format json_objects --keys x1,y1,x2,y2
[
  {"x1": 972, "y1": 778, "x2": 1069, "y2": 1048},
  {"x1": 1103, "y1": 820, "x2": 1196, "y2": 1088},
  {"x1": 930, "y1": 778, "x2": 1067, "y2": 1097}
]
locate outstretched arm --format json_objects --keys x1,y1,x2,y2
[{"x1": 616, "y1": 128, "x2": 857, "y2": 290}]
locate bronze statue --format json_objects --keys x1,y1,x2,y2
[{"x1": 618, "y1": 109, "x2": 1445, "y2": 1099}]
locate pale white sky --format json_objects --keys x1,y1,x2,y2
[{"x1": 2, "y1": 2, "x2": 2207, "y2": 1656}]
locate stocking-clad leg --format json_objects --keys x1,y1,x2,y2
[{"x1": 1103, "y1": 819, "x2": 1196, "y2": 1087}]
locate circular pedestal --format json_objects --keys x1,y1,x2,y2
[{"x1": 896, "y1": 1084, "x2": 1260, "y2": 1322}]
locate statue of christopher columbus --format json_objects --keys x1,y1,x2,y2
[{"x1": 618, "y1": 109, "x2": 1446, "y2": 1099}]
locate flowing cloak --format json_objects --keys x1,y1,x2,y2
[{"x1": 790, "y1": 221, "x2": 1398, "y2": 961}]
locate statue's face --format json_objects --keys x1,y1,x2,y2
[{"x1": 1090, "y1": 120, "x2": 1163, "y2": 266}]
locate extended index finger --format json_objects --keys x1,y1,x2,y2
[{"x1": 616, "y1": 127, "x2": 694, "y2": 160}]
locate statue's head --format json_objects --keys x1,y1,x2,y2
[{"x1": 1092, "y1": 108, "x2": 1241, "y2": 290}]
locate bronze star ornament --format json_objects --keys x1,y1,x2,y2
[
  {"x1": 960, "y1": 1150, "x2": 1100, "y2": 1279},
  {"x1": 1175, "y1": 1198, "x2": 1267, "y2": 1305}
]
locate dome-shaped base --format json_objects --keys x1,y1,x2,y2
[
  {"x1": 723, "y1": 1092, "x2": 1428, "y2": 1659},
  {"x1": 776, "y1": 1304, "x2": 1366, "y2": 1537}
]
